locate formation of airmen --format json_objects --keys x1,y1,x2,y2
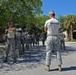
[
  {"x1": 3, "y1": 22, "x2": 40, "y2": 63},
  {"x1": 3, "y1": 22, "x2": 65, "y2": 63}
]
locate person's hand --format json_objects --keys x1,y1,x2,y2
[{"x1": 5, "y1": 29, "x2": 8, "y2": 33}]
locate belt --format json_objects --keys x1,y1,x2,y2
[{"x1": 47, "y1": 34, "x2": 58, "y2": 36}]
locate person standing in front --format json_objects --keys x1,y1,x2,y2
[
  {"x1": 3, "y1": 22, "x2": 17, "y2": 63},
  {"x1": 44, "y1": 11, "x2": 62, "y2": 71}
]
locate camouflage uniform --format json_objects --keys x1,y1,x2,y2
[
  {"x1": 4, "y1": 31, "x2": 17, "y2": 62},
  {"x1": 15, "y1": 30, "x2": 22, "y2": 56},
  {"x1": 25, "y1": 34, "x2": 30, "y2": 50},
  {"x1": 5, "y1": 38, "x2": 16, "y2": 59},
  {"x1": 46, "y1": 36, "x2": 62, "y2": 66},
  {"x1": 59, "y1": 33, "x2": 65, "y2": 50},
  {"x1": 21, "y1": 31, "x2": 25, "y2": 54}
]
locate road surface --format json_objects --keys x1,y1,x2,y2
[{"x1": 0, "y1": 42, "x2": 76, "y2": 75}]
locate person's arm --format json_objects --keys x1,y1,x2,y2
[
  {"x1": 44, "y1": 21, "x2": 48, "y2": 32},
  {"x1": 44, "y1": 27, "x2": 47, "y2": 32},
  {"x1": 58, "y1": 22, "x2": 60, "y2": 33},
  {"x1": 5, "y1": 29, "x2": 8, "y2": 33}
]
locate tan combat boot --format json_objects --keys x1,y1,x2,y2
[
  {"x1": 58, "y1": 65, "x2": 62, "y2": 71},
  {"x1": 44, "y1": 65, "x2": 50, "y2": 71}
]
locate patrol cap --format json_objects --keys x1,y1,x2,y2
[
  {"x1": 8, "y1": 22, "x2": 13, "y2": 25},
  {"x1": 49, "y1": 10, "x2": 55, "y2": 16}
]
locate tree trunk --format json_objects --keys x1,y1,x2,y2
[
  {"x1": 67, "y1": 30, "x2": 69, "y2": 41},
  {"x1": 70, "y1": 25, "x2": 73, "y2": 41}
]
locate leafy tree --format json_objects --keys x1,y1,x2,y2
[
  {"x1": 58, "y1": 16, "x2": 65, "y2": 32},
  {"x1": 64, "y1": 15, "x2": 76, "y2": 41},
  {"x1": 25, "y1": 15, "x2": 48, "y2": 34},
  {"x1": 36, "y1": 15, "x2": 48, "y2": 33},
  {"x1": 0, "y1": 0, "x2": 42, "y2": 34}
]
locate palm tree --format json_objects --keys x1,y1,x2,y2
[{"x1": 64, "y1": 15, "x2": 76, "y2": 41}]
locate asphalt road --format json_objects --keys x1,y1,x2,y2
[{"x1": 0, "y1": 42, "x2": 76, "y2": 75}]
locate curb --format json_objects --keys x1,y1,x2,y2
[{"x1": 65, "y1": 42, "x2": 76, "y2": 44}]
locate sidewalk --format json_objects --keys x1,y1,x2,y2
[
  {"x1": 0, "y1": 43, "x2": 76, "y2": 75},
  {"x1": 65, "y1": 42, "x2": 76, "y2": 44}
]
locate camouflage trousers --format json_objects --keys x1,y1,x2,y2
[
  {"x1": 5, "y1": 38, "x2": 17, "y2": 59},
  {"x1": 46, "y1": 36, "x2": 62, "y2": 66},
  {"x1": 15, "y1": 38, "x2": 21, "y2": 56}
]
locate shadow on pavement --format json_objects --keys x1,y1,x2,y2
[
  {"x1": 63, "y1": 46, "x2": 76, "y2": 54},
  {"x1": 0, "y1": 44, "x2": 76, "y2": 71},
  {"x1": 62, "y1": 66, "x2": 76, "y2": 71},
  {"x1": 66, "y1": 46, "x2": 76, "y2": 51},
  {"x1": 44, "y1": 66, "x2": 76, "y2": 72},
  {"x1": 0, "y1": 45, "x2": 46, "y2": 71},
  {"x1": 17, "y1": 45, "x2": 46, "y2": 63}
]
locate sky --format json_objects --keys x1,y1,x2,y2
[{"x1": 41, "y1": 0, "x2": 76, "y2": 18}]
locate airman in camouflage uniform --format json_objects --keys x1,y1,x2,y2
[
  {"x1": 3, "y1": 22, "x2": 17, "y2": 63},
  {"x1": 15, "y1": 24, "x2": 22, "y2": 56},
  {"x1": 44, "y1": 11, "x2": 62, "y2": 71}
]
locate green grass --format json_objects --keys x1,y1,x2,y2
[
  {"x1": 71, "y1": 39, "x2": 76, "y2": 42},
  {"x1": 65, "y1": 39, "x2": 76, "y2": 42}
]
